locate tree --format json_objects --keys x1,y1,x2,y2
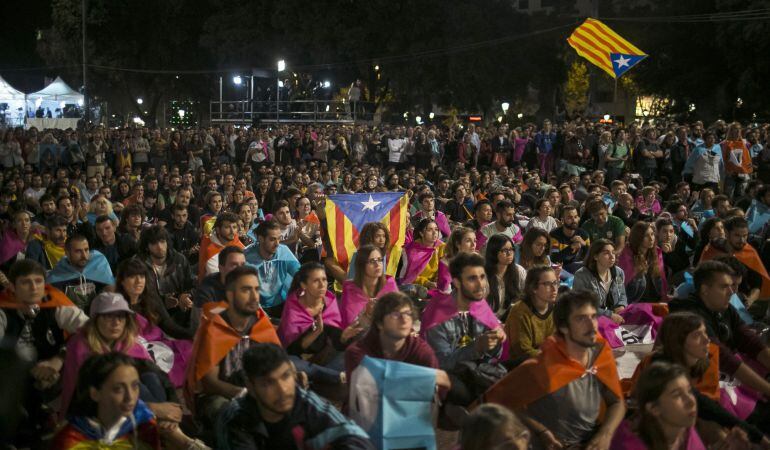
[{"x1": 564, "y1": 61, "x2": 589, "y2": 118}]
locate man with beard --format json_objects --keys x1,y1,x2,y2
[
  {"x1": 47, "y1": 234, "x2": 115, "y2": 310},
  {"x1": 700, "y1": 216, "x2": 770, "y2": 301},
  {"x1": 581, "y1": 199, "x2": 627, "y2": 254},
  {"x1": 198, "y1": 212, "x2": 244, "y2": 280},
  {"x1": 186, "y1": 266, "x2": 281, "y2": 429},
  {"x1": 93, "y1": 215, "x2": 136, "y2": 271},
  {"x1": 483, "y1": 290, "x2": 625, "y2": 450},
  {"x1": 244, "y1": 221, "x2": 300, "y2": 318},
  {"x1": 477, "y1": 200, "x2": 523, "y2": 254},
  {"x1": 420, "y1": 252, "x2": 506, "y2": 406},
  {"x1": 26, "y1": 215, "x2": 69, "y2": 271},
  {"x1": 550, "y1": 205, "x2": 590, "y2": 274},
  {"x1": 669, "y1": 261, "x2": 770, "y2": 428},
  {"x1": 165, "y1": 203, "x2": 199, "y2": 262},
  {"x1": 216, "y1": 343, "x2": 375, "y2": 449}
]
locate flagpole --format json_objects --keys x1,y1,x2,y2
[{"x1": 613, "y1": 76, "x2": 618, "y2": 105}]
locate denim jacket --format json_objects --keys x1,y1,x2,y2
[{"x1": 571, "y1": 266, "x2": 628, "y2": 317}]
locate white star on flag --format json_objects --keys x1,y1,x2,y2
[
  {"x1": 361, "y1": 195, "x2": 382, "y2": 211},
  {"x1": 614, "y1": 55, "x2": 631, "y2": 68}
]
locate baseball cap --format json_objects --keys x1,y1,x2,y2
[{"x1": 89, "y1": 292, "x2": 134, "y2": 317}]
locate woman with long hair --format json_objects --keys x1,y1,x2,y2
[
  {"x1": 611, "y1": 362, "x2": 705, "y2": 450},
  {"x1": 617, "y1": 221, "x2": 668, "y2": 303},
  {"x1": 628, "y1": 312, "x2": 768, "y2": 444},
  {"x1": 262, "y1": 176, "x2": 284, "y2": 215},
  {"x1": 345, "y1": 221, "x2": 391, "y2": 280},
  {"x1": 572, "y1": 239, "x2": 628, "y2": 324},
  {"x1": 437, "y1": 227, "x2": 477, "y2": 293},
  {"x1": 0, "y1": 209, "x2": 33, "y2": 272},
  {"x1": 504, "y1": 266, "x2": 558, "y2": 361},
  {"x1": 340, "y1": 245, "x2": 399, "y2": 328},
  {"x1": 459, "y1": 404, "x2": 530, "y2": 450},
  {"x1": 484, "y1": 234, "x2": 525, "y2": 319},
  {"x1": 399, "y1": 218, "x2": 444, "y2": 289},
  {"x1": 277, "y1": 263, "x2": 363, "y2": 385},
  {"x1": 518, "y1": 227, "x2": 552, "y2": 270}
]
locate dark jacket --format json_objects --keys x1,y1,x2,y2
[
  {"x1": 193, "y1": 273, "x2": 226, "y2": 307},
  {"x1": 93, "y1": 233, "x2": 137, "y2": 272},
  {"x1": 216, "y1": 388, "x2": 374, "y2": 450},
  {"x1": 669, "y1": 295, "x2": 766, "y2": 375}
]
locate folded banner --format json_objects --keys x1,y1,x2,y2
[
  {"x1": 325, "y1": 192, "x2": 409, "y2": 277},
  {"x1": 348, "y1": 356, "x2": 437, "y2": 450}
]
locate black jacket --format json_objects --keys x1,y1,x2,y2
[
  {"x1": 216, "y1": 388, "x2": 374, "y2": 450},
  {"x1": 192, "y1": 273, "x2": 226, "y2": 307}
]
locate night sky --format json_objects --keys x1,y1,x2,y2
[{"x1": 0, "y1": 0, "x2": 53, "y2": 91}]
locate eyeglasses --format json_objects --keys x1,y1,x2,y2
[
  {"x1": 386, "y1": 311, "x2": 413, "y2": 321},
  {"x1": 367, "y1": 257, "x2": 384, "y2": 266},
  {"x1": 538, "y1": 281, "x2": 560, "y2": 288},
  {"x1": 498, "y1": 248, "x2": 515, "y2": 255}
]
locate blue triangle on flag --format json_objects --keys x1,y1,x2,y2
[
  {"x1": 610, "y1": 52, "x2": 647, "y2": 78},
  {"x1": 329, "y1": 192, "x2": 405, "y2": 232}
]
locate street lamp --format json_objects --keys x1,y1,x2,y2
[
  {"x1": 501, "y1": 102, "x2": 510, "y2": 114},
  {"x1": 277, "y1": 59, "x2": 286, "y2": 123},
  {"x1": 415, "y1": 115, "x2": 423, "y2": 124},
  {"x1": 517, "y1": 113, "x2": 524, "y2": 119},
  {"x1": 323, "y1": 80, "x2": 331, "y2": 88},
  {"x1": 429, "y1": 112, "x2": 435, "y2": 119},
  {"x1": 178, "y1": 109, "x2": 185, "y2": 118},
  {"x1": 136, "y1": 98, "x2": 143, "y2": 105},
  {"x1": 233, "y1": 76, "x2": 242, "y2": 85}
]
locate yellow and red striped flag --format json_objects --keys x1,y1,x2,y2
[
  {"x1": 567, "y1": 18, "x2": 647, "y2": 79},
  {"x1": 324, "y1": 192, "x2": 409, "y2": 278}
]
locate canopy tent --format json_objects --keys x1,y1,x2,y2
[
  {"x1": 26, "y1": 76, "x2": 84, "y2": 118},
  {"x1": 0, "y1": 75, "x2": 27, "y2": 126}
]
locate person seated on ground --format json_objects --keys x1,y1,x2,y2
[
  {"x1": 344, "y1": 291, "x2": 449, "y2": 386},
  {"x1": 656, "y1": 216, "x2": 691, "y2": 281},
  {"x1": 477, "y1": 200, "x2": 523, "y2": 253},
  {"x1": 484, "y1": 234, "x2": 525, "y2": 320},
  {"x1": 669, "y1": 261, "x2": 770, "y2": 419},
  {"x1": 340, "y1": 244, "x2": 399, "y2": 329},
  {"x1": 701, "y1": 216, "x2": 770, "y2": 302},
  {"x1": 199, "y1": 190, "x2": 223, "y2": 237},
  {"x1": 135, "y1": 225, "x2": 196, "y2": 338},
  {"x1": 505, "y1": 266, "x2": 558, "y2": 362},
  {"x1": 617, "y1": 221, "x2": 669, "y2": 304},
  {"x1": 549, "y1": 204, "x2": 590, "y2": 274},
  {"x1": 483, "y1": 289, "x2": 626, "y2": 450},
  {"x1": 465, "y1": 199, "x2": 493, "y2": 231},
  {"x1": 526, "y1": 198, "x2": 560, "y2": 234},
  {"x1": 420, "y1": 252, "x2": 506, "y2": 407},
  {"x1": 26, "y1": 214, "x2": 69, "y2": 271},
  {"x1": 216, "y1": 343, "x2": 375, "y2": 450},
  {"x1": 48, "y1": 233, "x2": 115, "y2": 310},
  {"x1": 0, "y1": 209, "x2": 34, "y2": 273},
  {"x1": 277, "y1": 262, "x2": 363, "y2": 386},
  {"x1": 243, "y1": 220, "x2": 300, "y2": 318},
  {"x1": 693, "y1": 217, "x2": 725, "y2": 267},
  {"x1": 611, "y1": 362, "x2": 708, "y2": 450},
  {"x1": 0, "y1": 260, "x2": 88, "y2": 448},
  {"x1": 193, "y1": 246, "x2": 246, "y2": 307},
  {"x1": 198, "y1": 212, "x2": 244, "y2": 280},
  {"x1": 437, "y1": 227, "x2": 478, "y2": 293},
  {"x1": 343, "y1": 222, "x2": 391, "y2": 281},
  {"x1": 581, "y1": 198, "x2": 627, "y2": 254},
  {"x1": 518, "y1": 227, "x2": 555, "y2": 272},
  {"x1": 572, "y1": 239, "x2": 628, "y2": 324},
  {"x1": 413, "y1": 191, "x2": 451, "y2": 239},
  {"x1": 93, "y1": 215, "x2": 136, "y2": 272},
  {"x1": 165, "y1": 203, "x2": 199, "y2": 263},
  {"x1": 60, "y1": 292, "x2": 185, "y2": 430},
  {"x1": 630, "y1": 312, "x2": 768, "y2": 444},
  {"x1": 458, "y1": 404, "x2": 531, "y2": 450},
  {"x1": 399, "y1": 217, "x2": 444, "y2": 290},
  {"x1": 86, "y1": 193, "x2": 119, "y2": 225},
  {"x1": 186, "y1": 265, "x2": 280, "y2": 429}
]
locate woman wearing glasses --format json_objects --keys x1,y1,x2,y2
[
  {"x1": 484, "y1": 234, "x2": 525, "y2": 320},
  {"x1": 340, "y1": 245, "x2": 399, "y2": 329},
  {"x1": 504, "y1": 266, "x2": 558, "y2": 362},
  {"x1": 572, "y1": 239, "x2": 628, "y2": 324}
]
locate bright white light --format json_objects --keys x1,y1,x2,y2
[
  {"x1": 278, "y1": 80, "x2": 284, "y2": 88},
  {"x1": 498, "y1": 116, "x2": 503, "y2": 123},
  {"x1": 416, "y1": 116, "x2": 423, "y2": 124},
  {"x1": 136, "y1": 98, "x2": 143, "y2": 105},
  {"x1": 60, "y1": 101, "x2": 66, "y2": 108},
  {"x1": 374, "y1": 65, "x2": 380, "y2": 71},
  {"x1": 323, "y1": 80, "x2": 331, "y2": 88},
  {"x1": 325, "y1": 105, "x2": 330, "y2": 112},
  {"x1": 429, "y1": 112, "x2": 435, "y2": 119},
  {"x1": 35, "y1": 98, "x2": 42, "y2": 108},
  {"x1": 603, "y1": 114, "x2": 610, "y2": 121},
  {"x1": 501, "y1": 102, "x2": 510, "y2": 113},
  {"x1": 233, "y1": 76, "x2": 242, "y2": 85},
  {"x1": 403, "y1": 112, "x2": 408, "y2": 118},
  {"x1": 178, "y1": 109, "x2": 185, "y2": 118},
  {"x1": 77, "y1": 98, "x2": 84, "y2": 106},
  {"x1": 132, "y1": 117, "x2": 144, "y2": 125},
  {"x1": 277, "y1": 60, "x2": 286, "y2": 72},
  {"x1": 688, "y1": 103, "x2": 696, "y2": 112},
  {"x1": 517, "y1": 113, "x2": 524, "y2": 119}
]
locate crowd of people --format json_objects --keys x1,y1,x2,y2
[{"x1": 1, "y1": 116, "x2": 770, "y2": 449}]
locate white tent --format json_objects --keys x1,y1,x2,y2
[
  {"x1": 0, "y1": 75, "x2": 27, "y2": 126},
  {"x1": 26, "y1": 76, "x2": 84, "y2": 117}
]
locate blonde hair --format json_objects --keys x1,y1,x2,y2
[
  {"x1": 88, "y1": 194, "x2": 114, "y2": 217},
  {"x1": 83, "y1": 314, "x2": 139, "y2": 354}
]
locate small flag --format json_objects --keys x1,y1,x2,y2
[
  {"x1": 567, "y1": 18, "x2": 647, "y2": 78},
  {"x1": 324, "y1": 192, "x2": 409, "y2": 277}
]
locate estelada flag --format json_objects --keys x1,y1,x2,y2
[
  {"x1": 701, "y1": 242, "x2": 770, "y2": 298},
  {"x1": 567, "y1": 18, "x2": 647, "y2": 78},
  {"x1": 482, "y1": 334, "x2": 622, "y2": 410},
  {"x1": 324, "y1": 192, "x2": 409, "y2": 277}
]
